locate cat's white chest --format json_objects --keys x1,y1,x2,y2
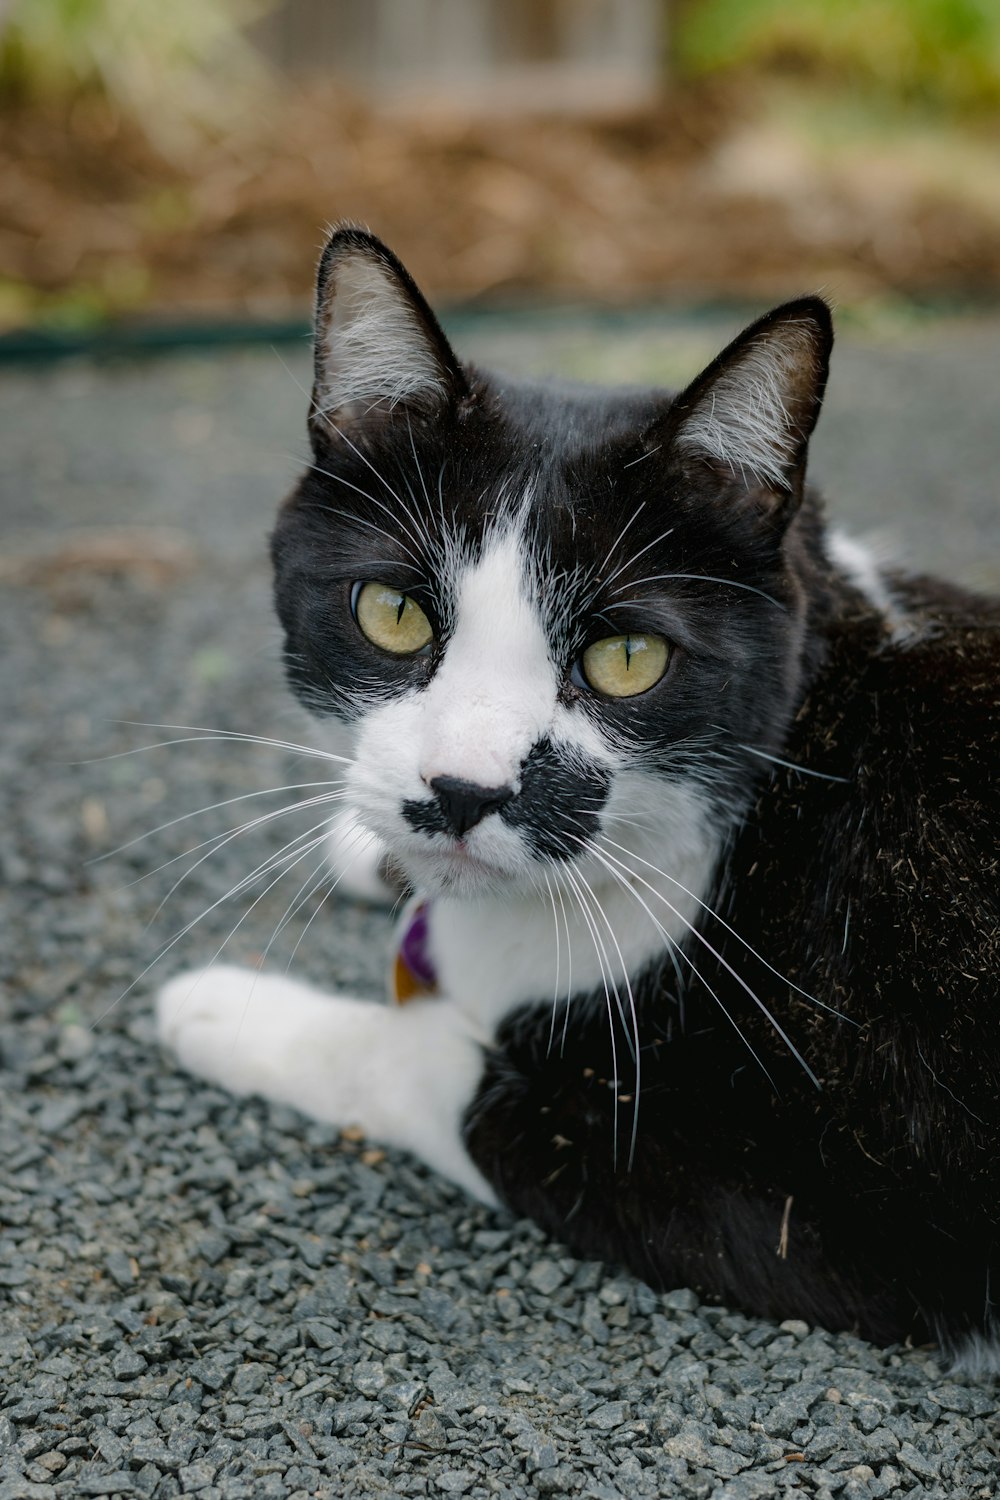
[{"x1": 428, "y1": 825, "x2": 718, "y2": 1036}]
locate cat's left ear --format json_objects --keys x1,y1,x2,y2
[
  {"x1": 663, "y1": 297, "x2": 833, "y2": 524},
  {"x1": 309, "y1": 226, "x2": 468, "y2": 450}
]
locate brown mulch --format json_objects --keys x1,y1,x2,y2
[{"x1": 5, "y1": 81, "x2": 1000, "y2": 329}]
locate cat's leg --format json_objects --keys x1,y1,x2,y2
[{"x1": 157, "y1": 966, "x2": 495, "y2": 1203}]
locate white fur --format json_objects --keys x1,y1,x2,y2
[
  {"x1": 677, "y1": 321, "x2": 815, "y2": 489},
  {"x1": 315, "y1": 253, "x2": 446, "y2": 418},
  {"x1": 948, "y1": 1331, "x2": 1000, "y2": 1379},
  {"x1": 827, "y1": 529, "x2": 914, "y2": 643},
  {"x1": 347, "y1": 526, "x2": 589, "y2": 891},
  {"x1": 418, "y1": 530, "x2": 559, "y2": 789},
  {"x1": 158, "y1": 966, "x2": 496, "y2": 1203}
]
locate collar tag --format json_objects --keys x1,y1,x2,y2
[{"x1": 389, "y1": 897, "x2": 438, "y2": 1005}]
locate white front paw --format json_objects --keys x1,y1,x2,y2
[{"x1": 157, "y1": 964, "x2": 313, "y2": 1097}]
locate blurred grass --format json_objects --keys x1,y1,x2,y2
[
  {"x1": 0, "y1": 0, "x2": 272, "y2": 148},
  {"x1": 676, "y1": 0, "x2": 1000, "y2": 115}
]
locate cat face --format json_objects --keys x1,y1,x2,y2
[{"x1": 272, "y1": 229, "x2": 832, "y2": 896}]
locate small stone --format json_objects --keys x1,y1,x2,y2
[
  {"x1": 526, "y1": 1260, "x2": 566, "y2": 1296},
  {"x1": 526, "y1": 1439, "x2": 559, "y2": 1473},
  {"x1": 535, "y1": 1467, "x2": 575, "y2": 1495},
  {"x1": 378, "y1": 1380, "x2": 424, "y2": 1414},
  {"x1": 587, "y1": 1401, "x2": 628, "y2": 1431},
  {"x1": 662, "y1": 1287, "x2": 699, "y2": 1312},
  {"x1": 231, "y1": 1364, "x2": 268, "y2": 1398},
  {"x1": 76, "y1": 1474, "x2": 140, "y2": 1496},
  {"x1": 352, "y1": 1362, "x2": 388, "y2": 1397},
  {"x1": 131, "y1": 1439, "x2": 180, "y2": 1469},
  {"x1": 436, "y1": 1470, "x2": 477, "y2": 1494},
  {"x1": 581, "y1": 1296, "x2": 609, "y2": 1345},
  {"x1": 34, "y1": 1452, "x2": 67, "y2": 1473},
  {"x1": 194, "y1": 1230, "x2": 230, "y2": 1265},
  {"x1": 302, "y1": 1321, "x2": 339, "y2": 1351},
  {"x1": 223, "y1": 1267, "x2": 255, "y2": 1298},
  {"x1": 105, "y1": 1250, "x2": 138, "y2": 1289},
  {"x1": 178, "y1": 1461, "x2": 218, "y2": 1493},
  {"x1": 112, "y1": 1346, "x2": 147, "y2": 1380},
  {"x1": 897, "y1": 1442, "x2": 939, "y2": 1482},
  {"x1": 663, "y1": 1425, "x2": 709, "y2": 1465}
]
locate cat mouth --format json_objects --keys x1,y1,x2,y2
[{"x1": 410, "y1": 833, "x2": 519, "y2": 891}]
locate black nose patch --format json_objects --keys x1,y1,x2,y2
[{"x1": 426, "y1": 776, "x2": 514, "y2": 838}]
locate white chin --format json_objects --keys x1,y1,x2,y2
[{"x1": 400, "y1": 842, "x2": 519, "y2": 897}]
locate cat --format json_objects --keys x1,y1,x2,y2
[{"x1": 158, "y1": 225, "x2": 1000, "y2": 1369}]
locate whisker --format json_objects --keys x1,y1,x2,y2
[
  {"x1": 600, "y1": 526, "x2": 676, "y2": 594},
  {"x1": 608, "y1": 573, "x2": 786, "y2": 610},
  {"x1": 591, "y1": 837, "x2": 820, "y2": 1088},
  {"x1": 578, "y1": 837, "x2": 778, "y2": 1094},
  {"x1": 91, "y1": 815, "x2": 339, "y2": 1031},
  {"x1": 90, "y1": 780, "x2": 347, "y2": 866},
  {"x1": 311, "y1": 412, "x2": 434, "y2": 562},
  {"x1": 596, "y1": 500, "x2": 648, "y2": 580},
  {"x1": 298, "y1": 474, "x2": 426, "y2": 572},
  {"x1": 144, "y1": 790, "x2": 348, "y2": 924},
  {"x1": 168, "y1": 830, "x2": 336, "y2": 1037},
  {"x1": 560, "y1": 864, "x2": 624, "y2": 1172},
  {"x1": 80, "y1": 722, "x2": 351, "y2": 767},
  {"x1": 282, "y1": 814, "x2": 385, "y2": 973},
  {"x1": 541, "y1": 869, "x2": 564, "y2": 1057},
  {"x1": 598, "y1": 833, "x2": 855, "y2": 1026},
  {"x1": 570, "y1": 861, "x2": 642, "y2": 1168},
  {"x1": 736, "y1": 743, "x2": 852, "y2": 784}
]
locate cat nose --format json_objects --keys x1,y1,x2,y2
[{"x1": 428, "y1": 776, "x2": 514, "y2": 838}]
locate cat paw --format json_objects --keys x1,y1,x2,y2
[{"x1": 157, "y1": 964, "x2": 319, "y2": 1098}]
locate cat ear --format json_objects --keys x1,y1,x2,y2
[
  {"x1": 665, "y1": 297, "x2": 833, "y2": 517},
  {"x1": 309, "y1": 226, "x2": 467, "y2": 447}
]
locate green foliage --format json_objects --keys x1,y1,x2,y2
[
  {"x1": 0, "y1": 0, "x2": 271, "y2": 139},
  {"x1": 675, "y1": 0, "x2": 1000, "y2": 114}
]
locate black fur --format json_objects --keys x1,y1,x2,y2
[
  {"x1": 465, "y1": 578, "x2": 1000, "y2": 1349},
  {"x1": 275, "y1": 228, "x2": 1000, "y2": 1357}
]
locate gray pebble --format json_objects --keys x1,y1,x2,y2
[{"x1": 111, "y1": 1347, "x2": 147, "y2": 1381}]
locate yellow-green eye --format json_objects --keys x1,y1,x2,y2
[
  {"x1": 580, "y1": 633, "x2": 669, "y2": 698},
  {"x1": 353, "y1": 581, "x2": 433, "y2": 655}
]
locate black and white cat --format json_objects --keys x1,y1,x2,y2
[{"x1": 158, "y1": 227, "x2": 1000, "y2": 1368}]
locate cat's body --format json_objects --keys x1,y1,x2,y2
[{"x1": 159, "y1": 228, "x2": 1000, "y2": 1366}]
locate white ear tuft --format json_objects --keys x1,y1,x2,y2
[
  {"x1": 311, "y1": 230, "x2": 462, "y2": 432},
  {"x1": 673, "y1": 302, "x2": 832, "y2": 492}
]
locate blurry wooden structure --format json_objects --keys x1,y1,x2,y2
[{"x1": 253, "y1": 0, "x2": 664, "y2": 114}]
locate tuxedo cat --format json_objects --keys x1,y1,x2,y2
[{"x1": 159, "y1": 227, "x2": 1000, "y2": 1368}]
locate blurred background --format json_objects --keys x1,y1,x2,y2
[{"x1": 4, "y1": 0, "x2": 1000, "y2": 339}]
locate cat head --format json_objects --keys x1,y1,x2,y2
[{"x1": 272, "y1": 227, "x2": 833, "y2": 896}]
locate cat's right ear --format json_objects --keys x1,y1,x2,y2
[
  {"x1": 660, "y1": 297, "x2": 833, "y2": 527},
  {"x1": 309, "y1": 226, "x2": 468, "y2": 451}
]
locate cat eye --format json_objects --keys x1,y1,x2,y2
[
  {"x1": 579, "y1": 633, "x2": 670, "y2": 698},
  {"x1": 352, "y1": 581, "x2": 434, "y2": 655}
]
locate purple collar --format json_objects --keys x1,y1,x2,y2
[{"x1": 391, "y1": 898, "x2": 438, "y2": 1003}]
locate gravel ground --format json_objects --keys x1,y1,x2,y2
[{"x1": 3, "y1": 310, "x2": 1000, "y2": 1499}]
